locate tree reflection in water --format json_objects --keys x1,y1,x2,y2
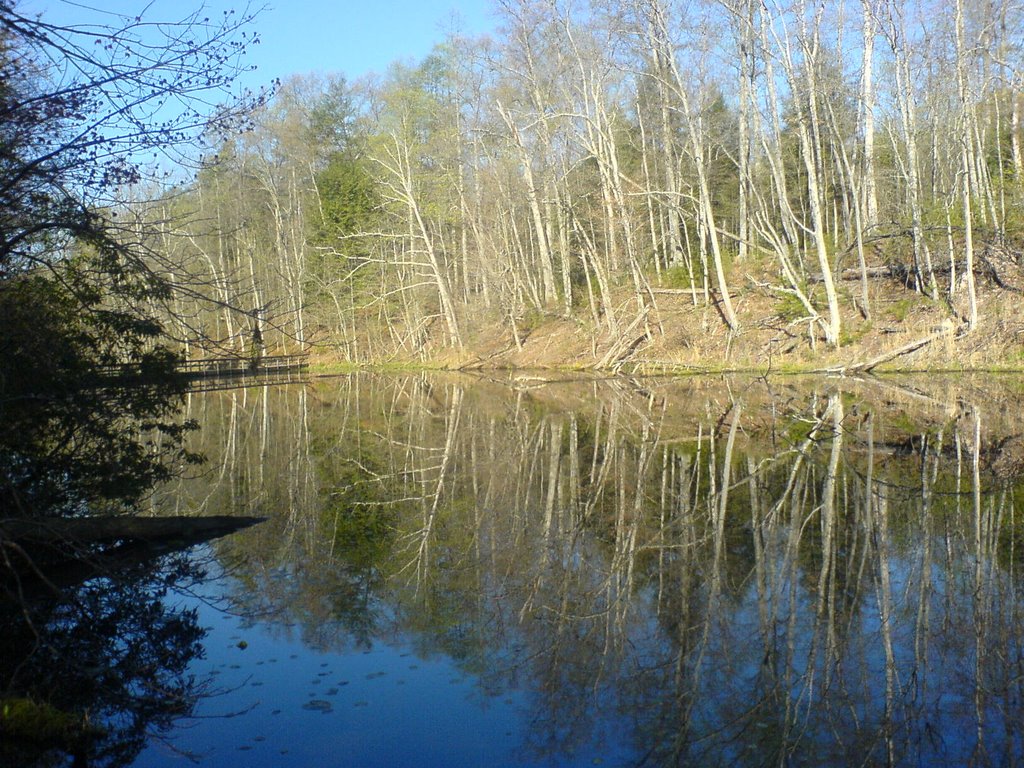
[
  {"x1": 156, "y1": 374, "x2": 1024, "y2": 766},
  {"x1": 0, "y1": 553, "x2": 210, "y2": 767}
]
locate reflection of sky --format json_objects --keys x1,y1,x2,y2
[
  {"x1": 681, "y1": 541, "x2": 1010, "y2": 767},
  {"x1": 141, "y1": 580, "x2": 523, "y2": 766},
  {"x1": 143, "y1": 543, "x2": 1017, "y2": 767},
  {"x1": 139, "y1": 377, "x2": 1024, "y2": 767},
  {"x1": 138, "y1": 567, "x2": 637, "y2": 768}
]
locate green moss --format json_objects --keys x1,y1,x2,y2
[
  {"x1": 0, "y1": 697, "x2": 103, "y2": 749},
  {"x1": 887, "y1": 296, "x2": 921, "y2": 323},
  {"x1": 840, "y1": 321, "x2": 872, "y2": 347},
  {"x1": 515, "y1": 308, "x2": 544, "y2": 335}
]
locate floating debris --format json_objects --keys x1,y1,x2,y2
[{"x1": 302, "y1": 700, "x2": 333, "y2": 713}]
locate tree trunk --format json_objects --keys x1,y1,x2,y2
[{"x1": 860, "y1": 0, "x2": 879, "y2": 228}]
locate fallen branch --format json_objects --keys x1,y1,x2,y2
[
  {"x1": 833, "y1": 319, "x2": 957, "y2": 374},
  {"x1": 808, "y1": 265, "x2": 906, "y2": 283},
  {"x1": 596, "y1": 310, "x2": 650, "y2": 370},
  {"x1": 651, "y1": 288, "x2": 705, "y2": 296},
  {"x1": 809, "y1": 260, "x2": 1023, "y2": 293}
]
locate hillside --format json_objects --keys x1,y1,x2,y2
[{"x1": 310, "y1": 235, "x2": 1024, "y2": 374}]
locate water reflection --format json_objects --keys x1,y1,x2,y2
[
  {"x1": 0, "y1": 553, "x2": 209, "y2": 767},
  {"x1": 154, "y1": 374, "x2": 1024, "y2": 766}
]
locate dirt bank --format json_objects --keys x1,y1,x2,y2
[{"x1": 311, "y1": 243, "x2": 1024, "y2": 375}]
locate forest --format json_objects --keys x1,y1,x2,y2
[
  {"x1": 0, "y1": 0, "x2": 1021, "y2": 518},
  {"x1": 143, "y1": 0, "x2": 1024, "y2": 370},
  {"x1": 1, "y1": 0, "x2": 1023, "y2": 379}
]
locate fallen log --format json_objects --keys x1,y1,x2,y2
[
  {"x1": 651, "y1": 288, "x2": 705, "y2": 296},
  {"x1": 596, "y1": 310, "x2": 650, "y2": 370},
  {"x1": 809, "y1": 260, "x2": 1023, "y2": 293},
  {"x1": 832, "y1": 320, "x2": 957, "y2": 374},
  {"x1": 0, "y1": 515, "x2": 265, "y2": 547},
  {"x1": 1, "y1": 515, "x2": 266, "y2": 598},
  {"x1": 808, "y1": 265, "x2": 906, "y2": 283}
]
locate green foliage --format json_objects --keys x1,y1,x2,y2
[
  {"x1": 515, "y1": 307, "x2": 545, "y2": 335},
  {"x1": 307, "y1": 76, "x2": 358, "y2": 154},
  {"x1": 0, "y1": 697, "x2": 104, "y2": 753},
  {"x1": 887, "y1": 296, "x2": 922, "y2": 323},
  {"x1": 320, "y1": 458, "x2": 398, "y2": 570},
  {"x1": 703, "y1": 88, "x2": 742, "y2": 218},
  {"x1": 0, "y1": 269, "x2": 199, "y2": 518},
  {"x1": 777, "y1": 292, "x2": 811, "y2": 322},
  {"x1": 660, "y1": 264, "x2": 702, "y2": 289},
  {"x1": 313, "y1": 153, "x2": 379, "y2": 244},
  {"x1": 839, "y1": 321, "x2": 872, "y2": 347}
]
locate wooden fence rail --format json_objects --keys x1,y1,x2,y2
[{"x1": 97, "y1": 354, "x2": 309, "y2": 382}]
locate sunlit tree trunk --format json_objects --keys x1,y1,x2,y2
[
  {"x1": 376, "y1": 135, "x2": 463, "y2": 347},
  {"x1": 955, "y1": 0, "x2": 979, "y2": 329},
  {"x1": 881, "y1": 1, "x2": 938, "y2": 299},
  {"x1": 497, "y1": 102, "x2": 558, "y2": 306},
  {"x1": 769, "y1": 0, "x2": 842, "y2": 344},
  {"x1": 859, "y1": 0, "x2": 879, "y2": 228}
]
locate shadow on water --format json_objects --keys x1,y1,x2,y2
[{"x1": 0, "y1": 362, "x2": 266, "y2": 765}]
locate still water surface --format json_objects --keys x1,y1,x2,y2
[{"x1": 134, "y1": 373, "x2": 1024, "y2": 766}]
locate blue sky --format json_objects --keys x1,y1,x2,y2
[
  {"x1": 31, "y1": 0, "x2": 498, "y2": 88},
  {"x1": 236, "y1": 0, "x2": 497, "y2": 86}
]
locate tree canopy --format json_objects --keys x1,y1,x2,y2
[{"x1": 0, "y1": 0, "x2": 265, "y2": 519}]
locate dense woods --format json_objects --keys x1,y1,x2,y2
[
  {"x1": 155, "y1": 0, "x2": 1024, "y2": 363},
  {"x1": 0, "y1": 0, "x2": 1020, "y2": 518},
  {"x1": 2, "y1": 0, "x2": 1022, "y2": 374}
]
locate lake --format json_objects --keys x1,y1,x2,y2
[{"x1": 121, "y1": 372, "x2": 1024, "y2": 766}]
